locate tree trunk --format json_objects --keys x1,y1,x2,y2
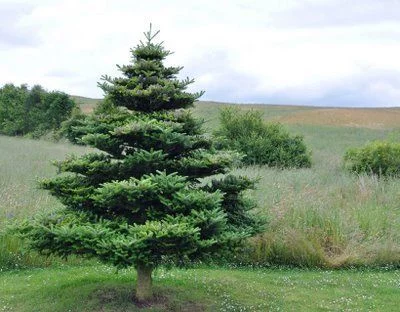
[{"x1": 136, "y1": 264, "x2": 153, "y2": 302}]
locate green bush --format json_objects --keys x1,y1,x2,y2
[
  {"x1": 344, "y1": 141, "x2": 400, "y2": 177},
  {"x1": 216, "y1": 107, "x2": 311, "y2": 168},
  {"x1": 0, "y1": 84, "x2": 76, "y2": 137}
]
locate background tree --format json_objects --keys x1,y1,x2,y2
[
  {"x1": 0, "y1": 83, "x2": 76, "y2": 137},
  {"x1": 0, "y1": 84, "x2": 28, "y2": 135},
  {"x1": 20, "y1": 26, "x2": 262, "y2": 302}
]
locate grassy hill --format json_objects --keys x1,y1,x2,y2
[
  {"x1": 1, "y1": 100, "x2": 400, "y2": 310},
  {"x1": 70, "y1": 95, "x2": 102, "y2": 114},
  {"x1": 71, "y1": 95, "x2": 400, "y2": 130}
]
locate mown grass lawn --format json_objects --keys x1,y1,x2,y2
[{"x1": 1, "y1": 265, "x2": 399, "y2": 311}]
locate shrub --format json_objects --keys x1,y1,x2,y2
[
  {"x1": 344, "y1": 141, "x2": 400, "y2": 177},
  {"x1": 216, "y1": 107, "x2": 311, "y2": 167}
]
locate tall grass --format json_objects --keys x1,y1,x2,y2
[
  {"x1": 0, "y1": 135, "x2": 88, "y2": 270},
  {"x1": 0, "y1": 135, "x2": 88, "y2": 220},
  {"x1": 1, "y1": 109, "x2": 400, "y2": 269},
  {"x1": 234, "y1": 125, "x2": 400, "y2": 267}
]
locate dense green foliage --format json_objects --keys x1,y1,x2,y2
[
  {"x1": 18, "y1": 27, "x2": 261, "y2": 300},
  {"x1": 344, "y1": 141, "x2": 400, "y2": 177},
  {"x1": 216, "y1": 107, "x2": 311, "y2": 167},
  {"x1": 0, "y1": 84, "x2": 76, "y2": 137},
  {"x1": 59, "y1": 107, "x2": 88, "y2": 144},
  {"x1": 60, "y1": 98, "x2": 120, "y2": 145}
]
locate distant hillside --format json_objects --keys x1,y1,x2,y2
[
  {"x1": 69, "y1": 96, "x2": 400, "y2": 131},
  {"x1": 70, "y1": 95, "x2": 102, "y2": 114},
  {"x1": 278, "y1": 107, "x2": 400, "y2": 129}
]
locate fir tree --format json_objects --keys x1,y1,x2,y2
[{"x1": 21, "y1": 26, "x2": 262, "y2": 302}]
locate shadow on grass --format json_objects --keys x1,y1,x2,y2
[{"x1": 90, "y1": 285, "x2": 206, "y2": 311}]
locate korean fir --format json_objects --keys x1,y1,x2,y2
[{"x1": 19, "y1": 26, "x2": 262, "y2": 303}]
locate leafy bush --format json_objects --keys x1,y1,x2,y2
[
  {"x1": 216, "y1": 107, "x2": 311, "y2": 167},
  {"x1": 344, "y1": 141, "x2": 400, "y2": 177},
  {"x1": 0, "y1": 84, "x2": 76, "y2": 137}
]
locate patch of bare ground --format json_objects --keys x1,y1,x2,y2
[
  {"x1": 91, "y1": 286, "x2": 206, "y2": 311},
  {"x1": 278, "y1": 107, "x2": 400, "y2": 129}
]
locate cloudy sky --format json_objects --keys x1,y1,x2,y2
[{"x1": 1, "y1": 0, "x2": 400, "y2": 107}]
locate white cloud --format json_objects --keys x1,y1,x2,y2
[
  {"x1": 0, "y1": 2, "x2": 40, "y2": 47},
  {"x1": 0, "y1": 0, "x2": 399, "y2": 106}
]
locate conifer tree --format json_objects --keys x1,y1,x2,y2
[{"x1": 21, "y1": 26, "x2": 262, "y2": 302}]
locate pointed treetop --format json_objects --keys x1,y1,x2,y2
[
  {"x1": 144, "y1": 23, "x2": 160, "y2": 44},
  {"x1": 132, "y1": 24, "x2": 172, "y2": 62}
]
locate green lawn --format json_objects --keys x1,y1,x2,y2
[{"x1": 1, "y1": 265, "x2": 399, "y2": 311}]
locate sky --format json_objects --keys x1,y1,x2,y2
[{"x1": 1, "y1": 0, "x2": 400, "y2": 107}]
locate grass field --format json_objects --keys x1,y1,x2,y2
[
  {"x1": 0, "y1": 136, "x2": 88, "y2": 222},
  {"x1": 195, "y1": 102, "x2": 400, "y2": 267},
  {"x1": 193, "y1": 102, "x2": 400, "y2": 131},
  {"x1": 1, "y1": 101, "x2": 400, "y2": 310},
  {"x1": 1, "y1": 103, "x2": 400, "y2": 268},
  {"x1": 72, "y1": 97, "x2": 400, "y2": 130},
  {"x1": 280, "y1": 108, "x2": 400, "y2": 129},
  {"x1": 1, "y1": 265, "x2": 399, "y2": 311}
]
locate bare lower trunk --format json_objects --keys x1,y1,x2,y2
[{"x1": 136, "y1": 264, "x2": 153, "y2": 302}]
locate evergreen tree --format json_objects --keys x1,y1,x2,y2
[{"x1": 21, "y1": 26, "x2": 262, "y2": 302}]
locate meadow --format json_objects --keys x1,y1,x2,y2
[
  {"x1": 0, "y1": 100, "x2": 399, "y2": 310},
  {"x1": 195, "y1": 102, "x2": 400, "y2": 267}
]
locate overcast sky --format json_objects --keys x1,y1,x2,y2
[{"x1": 1, "y1": 0, "x2": 400, "y2": 107}]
